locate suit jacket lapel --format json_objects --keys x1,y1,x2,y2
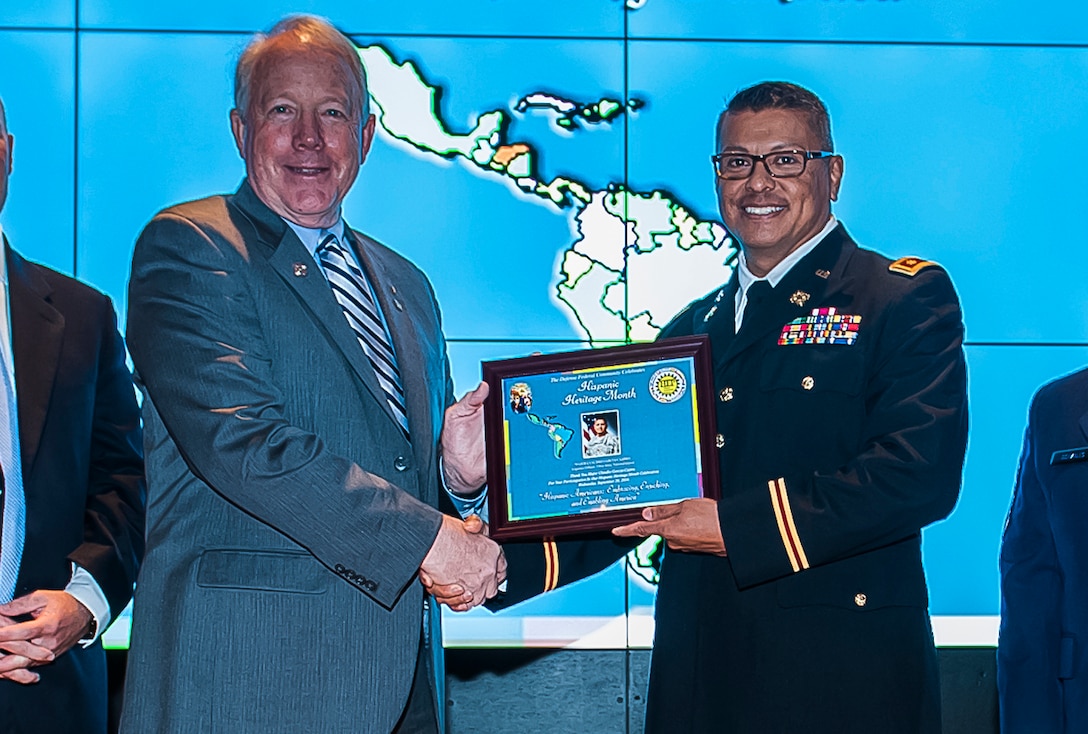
[
  {"x1": 229, "y1": 183, "x2": 391, "y2": 420},
  {"x1": 5, "y1": 242, "x2": 63, "y2": 471},
  {"x1": 719, "y1": 225, "x2": 852, "y2": 370},
  {"x1": 349, "y1": 229, "x2": 432, "y2": 445}
]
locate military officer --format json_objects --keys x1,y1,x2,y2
[{"x1": 434, "y1": 81, "x2": 969, "y2": 734}]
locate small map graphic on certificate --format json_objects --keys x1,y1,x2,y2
[
  {"x1": 508, "y1": 382, "x2": 576, "y2": 459},
  {"x1": 525, "y1": 413, "x2": 575, "y2": 459}
]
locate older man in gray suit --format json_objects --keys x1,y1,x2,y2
[{"x1": 121, "y1": 15, "x2": 502, "y2": 734}]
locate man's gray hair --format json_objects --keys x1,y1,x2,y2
[{"x1": 233, "y1": 15, "x2": 370, "y2": 122}]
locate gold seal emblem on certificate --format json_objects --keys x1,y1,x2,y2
[{"x1": 649, "y1": 367, "x2": 687, "y2": 404}]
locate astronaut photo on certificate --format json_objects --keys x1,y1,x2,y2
[{"x1": 582, "y1": 411, "x2": 621, "y2": 459}]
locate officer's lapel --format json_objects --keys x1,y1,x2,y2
[
  {"x1": 696, "y1": 275, "x2": 739, "y2": 353},
  {"x1": 718, "y1": 226, "x2": 850, "y2": 370}
]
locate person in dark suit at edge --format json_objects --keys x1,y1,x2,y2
[
  {"x1": 999, "y1": 367, "x2": 1088, "y2": 733},
  {"x1": 120, "y1": 15, "x2": 504, "y2": 734},
  {"x1": 0, "y1": 95, "x2": 146, "y2": 734},
  {"x1": 432, "y1": 81, "x2": 969, "y2": 733}
]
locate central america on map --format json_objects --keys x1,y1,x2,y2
[{"x1": 356, "y1": 43, "x2": 737, "y2": 346}]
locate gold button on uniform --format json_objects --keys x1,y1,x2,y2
[
  {"x1": 801, "y1": 376, "x2": 814, "y2": 390},
  {"x1": 854, "y1": 593, "x2": 867, "y2": 607},
  {"x1": 719, "y1": 387, "x2": 733, "y2": 402},
  {"x1": 715, "y1": 434, "x2": 725, "y2": 449}
]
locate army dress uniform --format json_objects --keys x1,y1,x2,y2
[{"x1": 497, "y1": 224, "x2": 968, "y2": 733}]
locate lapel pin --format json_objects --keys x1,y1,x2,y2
[
  {"x1": 815, "y1": 269, "x2": 830, "y2": 279},
  {"x1": 393, "y1": 299, "x2": 404, "y2": 312},
  {"x1": 789, "y1": 290, "x2": 811, "y2": 307},
  {"x1": 390, "y1": 284, "x2": 398, "y2": 295},
  {"x1": 293, "y1": 263, "x2": 308, "y2": 277}
]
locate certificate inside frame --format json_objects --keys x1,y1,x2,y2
[{"x1": 482, "y1": 335, "x2": 719, "y2": 541}]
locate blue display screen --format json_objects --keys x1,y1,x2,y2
[{"x1": 4, "y1": 0, "x2": 1083, "y2": 649}]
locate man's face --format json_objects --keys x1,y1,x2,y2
[
  {"x1": 592, "y1": 419, "x2": 608, "y2": 436},
  {"x1": 0, "y1": 127, "x2": 12, "y2": 215},
  {"x1": 715, "y1": 108, "x2": 843, "y2": 274},
  {"x1": 231, "y1": 39, "x2": 375, "y2": 229}
]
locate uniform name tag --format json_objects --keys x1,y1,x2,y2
[
  {"x1": 779, "y1": 307, "x2": 861, "y2": 346},
  {"x1": 1051, "y1": 446, "x2": 1088, "y2": 465}
]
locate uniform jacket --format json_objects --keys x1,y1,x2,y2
[
  {"x1": 121, "y1": 182, "x2": 454, "y2": 733},
  {"x1": 500, "y1": 225, "x2": 968, "y2": 733},
  {"x1": 999, "y1": 367, "x2": 1088, "y2": 733},
  {"x1": 0, "y1": 242, "x2": 145, "y2": 734}
]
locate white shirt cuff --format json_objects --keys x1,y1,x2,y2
[{"x1": 66, "y1": 563, "x2": 110, "y2": 647}]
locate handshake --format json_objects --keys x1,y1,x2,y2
[
  {"x1": 419, "y1": 513, "x2": 504, "y2": 612},
  {"x1": 423, "y1": 380, "x2": 505, "y2": 612}
]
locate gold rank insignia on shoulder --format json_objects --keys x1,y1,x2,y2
[{"x1": 888, "y1": 256, "x2": 937, "y2": 277}]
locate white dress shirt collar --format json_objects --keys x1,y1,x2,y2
[
  {"x1": 734, "y1": 215, "x2": 838, "y2": 332},
  {"x1": 284, "y1": 217, "x2": 347, "y2": 261}
]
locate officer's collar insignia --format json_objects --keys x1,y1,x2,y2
[
  {"x1": 702, "y1": 284, "x2": 730, "y2": 323},
  {"x1": 779, "y1": 307, "x2": 861, "y2": 346},
  {"x1": 815, "y1": 269, "x2": 831, "y2": 279}
]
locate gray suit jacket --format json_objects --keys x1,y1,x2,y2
[{"x1": 121, "y1": 182, "x2": 452, "y2": 733}]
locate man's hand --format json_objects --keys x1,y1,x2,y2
[
  {"x1": 420, "y1": 515, "x2": 503, "y2": 612},
  {"x1": 420, "y1": 514, "x2": 506, "y2": 611},
  {"x1": 612, "y1": 498, "x2": 726, "y2": 556},
  {"x1": 441, "y1": 381, "x2": 489, "y2": 495},
  {"x1": 0, "y1": 591, "x2": 93, "y2": 684}
]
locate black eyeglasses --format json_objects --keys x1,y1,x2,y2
[{"x1": 711, "y1": 149, "x2": 835, "y2": 180}]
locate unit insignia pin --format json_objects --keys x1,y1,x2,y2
[{"x1": 789, "y1": 290, "x2": 810, "y2": 307}]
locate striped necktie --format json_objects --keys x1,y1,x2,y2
[
  {"x1": 0, "y1": 359, "x2": 24, "y2": 603},
  {"x1": 317, "y1": 232, "x2": 411, "y2": 437}
]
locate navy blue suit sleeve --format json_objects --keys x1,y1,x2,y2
[{"x1": 998, "y1": 398, "x2": 1063, "y2": 733}]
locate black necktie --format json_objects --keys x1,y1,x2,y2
[{"x1": 739, "y1": 280, "x2": 773, "y2": 333}]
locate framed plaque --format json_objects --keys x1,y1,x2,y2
[{"x1": 482, "y1": 335, "x2": 719, "y2": 540}]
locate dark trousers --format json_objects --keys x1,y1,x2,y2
[{"x1": 392, "y1": 645, "x2": 439, "y2": 734}]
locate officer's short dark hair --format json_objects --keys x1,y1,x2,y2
[{"x1": 724, "y1": 81, "x2": 833, "y2": 152}]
